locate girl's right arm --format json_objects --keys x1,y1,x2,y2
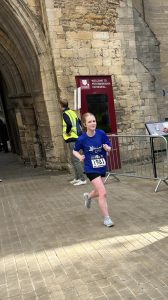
[{"x1": 73, "y1": 150, "x2": 85, "y2": 162}]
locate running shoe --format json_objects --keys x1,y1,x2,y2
[
  {"x1": 70, "y1": 179, "x2": 79, "y2": 184},
  {"x1": 74, "y1": 180, "x2": 87, "y2": 186},
  {"x1": 83, "y1": 193, "x2": 91, "y2": 208},
  {"x1": 104, "y1": 216, "x2": 114, "y2": 227}
]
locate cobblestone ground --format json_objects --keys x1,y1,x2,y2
[{"x1": 0, "y1": 153, "x2": 168, "y2": 300}]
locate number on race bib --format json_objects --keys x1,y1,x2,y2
[{"x1": 91, "y1": 158, "x2": 106, "y2": 168}]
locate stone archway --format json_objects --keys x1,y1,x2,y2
[{"x1": 0, "y1": 0, "x2": 66, "y2": 169}]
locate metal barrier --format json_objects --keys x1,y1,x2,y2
[{"x1": 105, "y1": 134, "x2": 168, "y2": 192}]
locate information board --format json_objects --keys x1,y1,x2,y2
[{"x1": 145, "y1": 121, "x2": 168, "y2": 136}]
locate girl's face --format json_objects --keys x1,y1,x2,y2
[{"x1": 85, "y1": 115, "x2": 96, "y2": 131}]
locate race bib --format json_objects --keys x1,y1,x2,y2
[{"x1": 91, "y1": 158, "x2": 106, "y2": 168}]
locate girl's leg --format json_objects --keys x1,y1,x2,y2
[
  {"x1": 87, "y1": 177, "x2": 106, "y2": 199},
  {"x1": 91, "y1": 176, "x2": 109, "y2": 217},
  {"x1": 89, "y1": 189, "x2": 98, "y2": 199}
]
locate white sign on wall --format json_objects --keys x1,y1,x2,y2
[{"x1": 74, "y1": 87, "x2": 81, "y2": 110}]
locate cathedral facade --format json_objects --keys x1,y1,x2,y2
[{"x1": 0, "y1": 0, "x2": 168, "y2": 169}]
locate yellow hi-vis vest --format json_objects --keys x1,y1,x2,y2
[{"x1": 63, "y1": 109, "x2": 78, "y2": 141}]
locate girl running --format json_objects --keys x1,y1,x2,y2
[{"x1": 73, "y1": 112, "x2": 114, "y2": 227}]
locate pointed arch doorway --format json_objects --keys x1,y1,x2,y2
[{"x1": 0, "y1": 0, "x2": 65, "y2": 169}]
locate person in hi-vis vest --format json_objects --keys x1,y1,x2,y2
[{"x1": 60, "y1": 100, "x2": 87, "y2": 186}]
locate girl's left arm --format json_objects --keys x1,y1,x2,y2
[
  {"x1": 103, "y1": 144, "x2": 111, "y2": 152},
  {"x1": 102, "y1": 131, "x2": 112, "y2": 152}
]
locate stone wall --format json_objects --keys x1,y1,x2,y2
[
  {"x1": 99, "y1": 0, "x2": 160, "y2": 132},
  {"x1": 17, "y1": 0, "x2": 165, "y2": 136},
  {"x1": 144, "y1": 0, "x2": 168, "y2": 119},
  {"x1": 43, "y1": 0, "x2": 120, "y2": 107},
  {"x1": 133, "y1": 0, "x2": 168, "y2": 120},
  {"x1": 1, "y1": 0, "x2": 167, "y2": 169},
  {"x1": 132, "y1": 0, "x2": 144, "y2": 16},
  {"x1": 41, "y1": 0, "x2": 162, "y2": 135},
  {"x1": 132, "y1": 8, "x2": 161, "y2": 122},
  {"x1": 53, "y1": 0, "x2": 119, "y2": 32}
]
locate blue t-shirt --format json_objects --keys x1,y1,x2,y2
[{"x1": 74, "y1": 129, "x2": 111, "y2": 174}]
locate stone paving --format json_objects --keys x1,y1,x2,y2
[{"x1": 0, "y1": 152, "x2": 168, "y2": 300}]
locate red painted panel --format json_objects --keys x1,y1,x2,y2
[{"x1": 75, "y1": 76, "x2": 117, "y2": 134}]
